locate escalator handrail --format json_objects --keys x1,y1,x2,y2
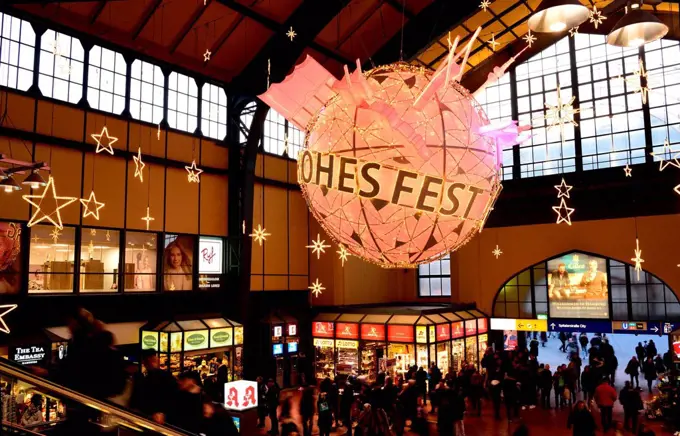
[
  {"x1": 0, "y1": 358, "x2": 193, "y2": 436},
  {"x1": 2, "y1": 420, "x2": 46, "y2": 435}
]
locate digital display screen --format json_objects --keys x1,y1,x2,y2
[
  {"x1": 273, "y1": 343, "x2": 283, "y2": 355},
  {"x1": 504, "y1": 330, "x2": 518, "y2": 351},
  {"x1": 288, "y1": 342, "x2": 298, "y2": 353},
  {"x1": 548, "y1": 253, "x2": 609, "y2": 319},
  {"x1": 233, "y1": 416, "x2": 240, "y2": 432}
]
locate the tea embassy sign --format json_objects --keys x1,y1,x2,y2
[{"x1": 11, "y1": 345, "x2": 48, "y2": 366}]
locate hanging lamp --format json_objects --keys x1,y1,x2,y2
[
  {"x1": 22, "y1": 170, "x2": 47, "y2": 189},
  {"x1": 607, "y1": 6, "x2": 668, "y2": 47},
  {"x1": 0, "y1": 175, "x2": 21, "y2": 193},
  {"x1": 528, "y1": 0, "x2": 590, "y2": 33}
]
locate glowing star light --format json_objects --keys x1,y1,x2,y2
[
  {"x1": 488, "y1": 33, "x2": 500, "y2": 51},
  {"x1": 479, "y1": 0, "x2": 491, "y2": 11},
  {"x1": 141, "y1": 206, "x2": 155, "y2": 230},
  {"x1": 492, "y1": 245, "x2": 503, "y2": 259},
  {"x1": 249, "y1": 224, "x2": 270, "y2": 246},
  {"x1": 337, "y1": 245, "x2": 350, "y2": 266},
  {"x1": 569, "y1": 26, "x2": 579, "y2": 37},
  {"x1": 157, "y1": 124, "x2": 161, "y2": 140},
  {"x1": 588, "y1": 6, "x2": 607, "y2": 29},
  {"x1": 307, "y1": 234, "x2": 331, "y2": 260},
  {"x1": 80, "y1": 191, "x2": 105, "y2": 220},
  {"x1": 539, "y1": 84, "x2": 579, "y2": 152},
  {"x1": 50, "y1": 227, "x2": 61, "y2": 243},
  {"x1": 523, "y1": 30, "x2": 537, "y2": 48},
  {"x1": 554, "y1": 178, "x2": 573, "y2": 199},
  {"x1": 286, "y1": 26, "x2": 297, "y2": 41},
  {"x1": 621, "y1": 57, "x2": 650, "y2": 105},
  {"x1": 203, "y1": 49, "x2": 211, "y2": 62},
  {"x1": 631, "y1": 238, "x2": 644, "y2": 281},
  {"x1": 133, "y1": 147, "x2": 146, "y2": 182},
  {"x1": 90, "y1": 126, "x2": 118, "y2": 155},
  {"x1": 624, "y1": 164, "x2": 632, "y2": 177},
  {"x1": 0, "y1": 304, "x2": 18, "y2": 334},
  {"x1": 650, "y1": 138, "x2": 680, "y2": 171},
  {"x1": 552, "y1": 198, "x2": 575, "y2": 225},
  {"x1": 309, "y1": 279, "x2": 325, "y2": 298},
  {"x1": 185, "y1": 160, "x2": 204, "y2": 183},
  {"x1": 22, "y1": 176, "x2": 77, "y2": 229}
]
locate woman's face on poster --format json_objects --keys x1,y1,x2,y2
[
  {"x1": 169, "y1": 246, "x2": 182, "y2": 268},
  {"x1": 142, "y1": 255, "x2": 150, "y2": 269}
]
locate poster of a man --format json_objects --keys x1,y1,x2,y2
[
  {"x1": 547, "y1": 253, "x2": 609, "y2": 319},
  {"x1": 549, "y1": 263, "x2": 572, "y2": 299}
]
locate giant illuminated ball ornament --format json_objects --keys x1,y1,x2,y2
[{"x1": 260, "y1": 37, "x2": 525, "y2": 267}]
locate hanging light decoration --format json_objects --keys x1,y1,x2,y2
[
  {"x1": 22, "y1": 170, "x2": 47, "y2": 189},
  {"x1": 0, "y1": 176, "x2": 21, "y2": 193},
  {"x1": 607, "y1": 6, "x2": 668, "y2": 48},
  {"x1": 0, "y1": 168, "x2": 7, "y2": 181},
  {"x1": 528, "y1": 0, "x2": 590, "y2": 33}
]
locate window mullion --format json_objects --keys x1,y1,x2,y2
[
  {"x1": 509, "y1": 68, "x2": 521, "y2": 180},
  {"x1": 568, "y1": 36, "x2": 583, "y2": 172},
  {"x1": 639, "y1": 46, "x2": 654, "y2": 165}
]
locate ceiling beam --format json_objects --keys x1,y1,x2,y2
[
  {"x1": 169, "y1": 0, "x2": 211, "y2": 54},
  {"x1": 385, "y1": 0, "x2": 415, "y2": 19},
  {"x1": 231, "y1": 0, "x2": 350, "y2": 95},
  {"x1": 89, "y1": 1, "x2": 107, "y2": 25},
  {"x1": 131, "y1": 0, "x2": 163, "y2": 41}
]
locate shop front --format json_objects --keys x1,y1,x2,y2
[
  {"x1": 265, "y1": 313, "x2": 299, "y2": 388},
  {"x1": 311, "y1": 307, "x2": 488, "y2": 382},
  {"x1": 140, "y1": 316, "x2": 243, "y2": 380}
]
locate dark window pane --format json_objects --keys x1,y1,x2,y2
[
  {"x1": 631, "y1": 303, "x2": 648, "y2": 320},
  {"x1": 647, "y1": 284, "x2": 664, "y2": 302},
  {"x1": 612, "y1": 303, "x2": 628, "y2": 320},
  {"x1": 646, "y1": 273, "x2": 661, "y2": 285},
  {"x1": 519, "y1": 286, "x2": 532, "y2": 302},
  {"x1": 497, "y1": 288, "x2": 506, "y2": 302},
  {"x1": 611, "y1": 285, "x2": 628, "y2": 302},
  {"x1": 519, "y1": 301, "x2": 533, "y2": 319},
  {"x1": 610, "y1": 259, "x2": 624, "y2": 267},
  {"x1": 518, "y1": 270, "x2": 531, "y2": 286},
  {"x1": 533, "y1": 267, "x2": 547, "y2": 286},
  {"x1": 631, "y1": 284, "x2": 647, "y2": 302},
  {"x1": 493, "y1": 304, "x2": 505, "y2": 317},
  {"x1": 609, "y1": 267, "x2": 626, "y2": 285},
  {"x1": 534, "y1": 286, "x2": 548, "y2": 302},
  {"x1": 665, "y1": 286, "x2": 679, "y2": 303},
  {"x1": 506, "y1": 303, "x2": 519, "y2": 318},
  {"x1": 629, "y1": 266, "x2": 645, "y2": 284},
  {"x1": 505, "y1": 286, "x2": 519, "y2": 302},
  {"x1": 535, "y1": 303, "x2": 548, "y2": 317},
  {"x1": 666, "y1": 303, "x2": 680, "y2": 321},
  {"x1": 648, "y1": 303, "x2": 665, "y2": 320}
]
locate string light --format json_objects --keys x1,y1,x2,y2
[
  {"x1": 133, "y1": 147, "x2": 146, "y2": 182},
  {"x1": 23, "y1": 176, "x2": 77, "y2": 229},
  {"x1": 479, "y1": 0, "x2": 491, "y2": 12},
  {"x1": 631, "y1": 238, "x2": 644, "y2": 281},
  {"x1": 650, "y1": 137, "x2": 680, "y2": 171},
  {"x1": 185, "y1": 160, "x2": 204, "y2": 183},
  {"x1": 141, "y1": 206, "x2": 155, "y2": 231},
  {"x1": 90, "y1": 126, "x2": 118, "y2": 155},
  {"x1": 50, "y1": 227, "x2": 61, "y2": 243},
  {"x1": 523, "y1": 30, "x2": 537, "y2": 48},
  {"x1": 307, "y1": 234, "x2": 331, "y2": 260},
  {"x1": 492, "y1": 245, "x2": 503, "y2": 259},
  {"x1": 554, "y1": 178, "x2": 573, "y2": 199},
  {"x1": 0, "y1": 304, "x2": 18, "y2": 334},
  {"x1": 286, "y1": 26, "x2": 297, "y2": 41},
  {"x1": 249, "y1": 224, "x2": 270, "y2": 246},
  {"x1": 337, "y1": 245, "x2": 350, "y2": 266},
  {"x1": 588, "y1": 6, "x2": 607, "y2": 29},
  {"x1": 552, "y1": 198, "x2": 575, "y2": 225},
  {"x1": 80, "y1": 191, "x2": 105, "y2": 220},
  {"x1": 309, "y1": 279, "x2": 325, "y2": 298},
  {"x1": 624, "y1": 164, "x2": 632, "y2": 177}
]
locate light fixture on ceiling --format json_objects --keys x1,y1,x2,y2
[
  {"x1": 0, "y1": 176, "x2": 21, "y2": 193},
  {"x1": 528, "y1": 0, "x2": 590, "y2": 33},
  {"x1": 22, "y1": 170, "x2": 47, "y2": 190},
  {"x1": 607, "y1": 5, "x2": 669, "y2": 47},
  {"x1": 630, "y1": 1, "x2": 640, "y2": 9}
]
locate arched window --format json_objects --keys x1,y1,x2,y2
[
  {"x1": 201, "y1": 83, "x2": 227, "y2": 140},
  {"x1": 87, "y1": 45, "x2": 126, "y2": 114},
  {"x1": 39, "y1": 30, "x2": 84, "y2": 104},
  {"x1": 0, "y1": 12, "x2": 35, "y2": 91},
  {"x1": 167, "y1": 71, "x2": 198, "y2": 133},
  {"x1": 130, "y1": 59, "x2": 164, "y2": 124},
  {"x1": 492, "y1": 251, "x2": 680, "y2": 321},
  {"x1": 263, "y1": 107, "x2": 304, "y2": 159}
]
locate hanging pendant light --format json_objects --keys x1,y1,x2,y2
[
  {"x1": 22, "y1": 170, "x2": 47, "y2": 189},
  {"x1": 607, "y1": 7, "x2": 668, "y2": 47},
  {"x1": 0, "y1": 168, "x2": 7, "y2": 181},
  {"x1": 0, "y1": 175, "x2": 21, "y2": 193},
  {"x1": 528, "y1": 0, "x2": 590, "y2": 33}
]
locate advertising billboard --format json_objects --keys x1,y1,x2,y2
[{"x1": 548, "y1": 252, "x2": 609, "y2": 319}]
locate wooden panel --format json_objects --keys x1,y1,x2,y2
[
  {"x1": 289, "y1": 275, "x2": 308, "y2": 291},
  {"x1": 199, "y1": 174, "x2": 228, "y2": 236},
  {"x1": 250, "y1": 183, "x2": 264, "y2": 275},
  {"x1": 33, "y1": 144, "x2": 82, "y2": 225},
  {"x1": 82, "y1": 153, "x2": 126, "y2": 228},
  {"x1": 288, "y1": 191, "x2": 308, "y2": 276},
  {"x1": 125, "y1": 162, "x2": 165, "y2": 231},
  {"x1": 250, "y1": 275, "x2": 264, "y2": 291},
  {"x1": 200, "y1": 140, "x2": 228, "y2": 169},
  {"x1": 166, "y1": 132, "x2": 195, "y2": 163},
  {"x1": 36, "y1": 102, "x2": 85, "y2": 142},
  {"x1": 129, "y1": 123, "x2": 165, "y2": 159},
  {"x1": 263, "y1": 155, "x2": 288, "y2": 183},
  {"x1": 0, "y1": 138, "x2": 33, "y2": 220},
  {"x1": 264, "y1": 275, "x2": 288, "y2": 291},
  {"x1": 254, "y1": 152, "x2": 264, "y2": 178},
  {"x1": 164, "y1": 167, "x2": 199, "y2": 233},
  {"x1": 263, "y1": 186, "x2": 288, "y2": 275},
  {"x1": 288, "y1": 160, "x2": 298, "y2": 184},
  {"x1": 85, "y1": 113, "x2": 127, "y2": 152},
  {"x1": 1, "y1": 93, "x2": 35, "y2": 132}
]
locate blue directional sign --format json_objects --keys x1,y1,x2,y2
[
  {"x1": 548, "y1": 319, "x2": 613, "y2": 333},
  {"x1": 612, "y1": 321, "x2": 664, "y2": 335}
]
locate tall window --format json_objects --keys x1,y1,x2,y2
[
  {"x1": 575, "y1": 34, "x2": 643, "y2": 170},
  {"x1": 201, "y1": 83, "x2": 227, "y2": 140},
  {"x1": 0, "y1": 12, "x2": 35, "y2": 91},
  {"x1": 39, "y1": 30, "x2": 84, "y2": 104},
  {"x1": 515, "y1": 37, "x2": 575, "y2": 177},
  {"x1": 80, "y1": 228, "x2": 120, "y2": 293},
  {"x1": 645, "y1": 39, "x2": 680, "y2": 160},
  {"x1": 167, "y1": 72, "x2": 197, "y2": 133},
  {"x1": 418, "y1": 255, "x2": 451, "y2": 297},
  {"x1": 130, "y1": 59, "x2": 164, "y2": 124},
  {"x1": 287, "y1": 123, "x2": 304, "y2": 159},
  {"x1": 88, "y1": 45, "x2": 126, "y2": 114},
  {"x1": 28, "y1": 225, "x2": 76, "y2": 293},
  {"x1": 263, "y1": 108, "x2": 286, "y2": 155},
  {"x1": 475, "y1": 72, "x2": 513, "y2": 180}
]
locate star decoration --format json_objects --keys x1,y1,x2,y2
[
  {"x1": 91, "y1": 126, "x2": 117, "y2": 155},
  {"x1": 488, "y1": 33, "x2": 500, "y2": 52},
  {"x1": 650, "y1": 138, "x2": 680, "y2": 171},
  {"x1": 552, "y1": 198, "x2": 575, "y2": 225},
  {"x1": 32, "y1": 235, "x2": 39, "y2": 243},
  {"x1": 141, "y1": 206, "x2": 155, "y2": 230},
  {"x1": 539, "y1": 84, "x2": 579, "y2": 152},
  {"x1": 492, "y1": 245, "x2": 503, "y2": 259},
  {"x1": 249, "y1": 224, "x2": 270, "y2": 246},
  {"x1": 157, "y1": 124, "x2": 161, "y2": 140},
  {"x1": 479, "y1": 0, "x2": 491, "y2": 11},
  {"x1": 554, "y1": 178, "x2": 573, "y2": 199},
  {"x1": 675, "y1": 184, "x2": 680, "y2": 196},
  {"x1": 337, "y1": 245, "x2": 350, "y2": 266},
  {"x1": 50, "y1": 227, "x2": 61, "y2": 243},
  {"x1": 309, "y1": 279, "x2": 325, "y2": 298},
  {"x1": 80, "y1": 191, "x2": 105, "y2": 220},
  {"x1": 631, "y1": 238, "x2": 644, "y2": 281},
  {"x1": 307, "y1": 234, "x2": 331, "y2": 260},
  {"x1": 23, "y1": 176, "x2": 78, "y2": 229},
  {"x1": 185, "y1": 160, "x2": 204, "y2": 183},
  {"x1": 588, "y1": 6, "x2": 607, "y2": 29},
  {"x1": 624, "y1": 164, "x2": 632, "y2": 177},
  {"x1": 569, "y1": 26, "x2": 579, "y2": 37},
  {"x1": 203, "y1": 49, "x2": 211, "y2": 62},
  {"x1": 523, "y1": 30, "x2": 537, "y2": 48},
  {"x1": 0, "y1": 304, "x2": 18, "y2": 334},
  {"x1": 242, "y1": 220, "x2": 246, "y2": 235},
  {"x1": 133, "y1": 147, "x2": 146, "y2": 182},
  {"x1": 286, "y1": 26, "x2": 297, "y2": 41},
  {"x1": 621, "y1": 57, "x2": 650, "y2": 105}
]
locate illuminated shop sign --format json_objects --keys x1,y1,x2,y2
[
  {"x1": 224, "y1": 380, "x2": 258, "y2": 411},
  {"x1": 360, "y1": 324, "x2": 385, "y2": 341},
  {"x1": 198, "y1": 237, "x2": 223, "y2": 289},
  {"x1": 141, "y1": 331, "x2": 159, "y2": 351},
  {"x1": 336, "y1": 323, "x2": 359, "y2": 339},
  {"x1": 313, "y1": 322, "x2": 334, "y2": 338},
  {"x1": 184, "y1": 330, "x2": 209, "y2": 351},
  {"x1": 210, "y1": 328, "x2": 233, "y2": 347},
  {"x1": 11, "y1": 345, "x2": 47, "y2": 366}
]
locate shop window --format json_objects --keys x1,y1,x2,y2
[
  {"x1": 28, "y1": 225, "x2": 75, "y2": 293},
  {"x1": 78, "y1": 228, "x2": 119, "y2": 293},
  {"x1": 575, "y1": 34, "x2": 643, "y2": 170},
  {"x1": 130, "y1": 59, "x2": 164, "y2": 124},
  {"x1": 167, "y1": 72, "x2": 198, "y2": 133},
  {"x1": 124, "y1": 231, "x2": 157, "y2": 292},
  {"x1": 162, "y1": 234, "x2": 194, "y2": 291},
  {"x1": 201, "y1": 83, "x2": 227, "y2": 140},
  {"x1": 0, "y1": 12, "x2": 35, "y2": 91},
  {"x1": 475, "y1": 72, "x2": 513, "y2": 179},
  {"x1": 87, "y1": 45, "x2": 126, "y2": 115},
  {"x1": 417, "y1": 254, "x2": 451, "y2": 297},
  {"x1": 515, "y1": 37, "x2": 575, "y2": 178},
  {"x1": 239, "y1": 101, "x2": 256, "y2": 144},
  {"x1": 39, "y1": 30, "x2": 84, "y2": 104},
  {"x1": 0, "y1": 221, "x2": 22, "y2": 294},
  {"x1": 645, "y1": 39, "x2": 680, "y2": 160}
]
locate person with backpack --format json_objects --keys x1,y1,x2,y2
[
  {"x1": 625, "y1": 356, "x2": 641, "y2": 388},
  {"x1": 635, "y1": 342, "x2": 646, "y2": 363},
  {"x1": 619, "y1": 381, "x2": 643, "y2": 433},
  {"x1": 317, "y1": 392, "x2": 333, "y2": 436}
]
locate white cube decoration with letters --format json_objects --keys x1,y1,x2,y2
[{"x1": 224, "y1": 380, "x2": 258, "y2": 411}]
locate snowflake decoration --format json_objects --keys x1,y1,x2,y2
[
  {"x1": 631, "y1": 238, "x2": 644, "y2": 281},
  {"x1": 309, "y1": 279, "x2": 325, "y2": 298},
  {"x1": 306, "y1": 234, "x2": 331, "y2": 260},
  {"x1": 523, "y1": 30, "x2": 537, "y2": 48},
  {"x1": 479, "y1": 0, "x2": 491, "y2": 11},
  {"x1": 492, "y1": 245, "x2": 503, "y2": 259},
  {"x1": 537, "y1": 84, "x2": 579, "y2": 153},
  {"x1": 286, "y1": 26, "x2": 297, "y2": 41},
  {"x1": 588, "y1": 6, "x2": 607, "y2": 30},
  {"x1": 249, "y1": 224, "x2": 270, "y2": 246},
  {"x1": 488, "y1": 33, "x2": 500, "y2": 52},
  {"x1": 621, "y1": 57, "x2": 651, "y2": 105},
  {"x1": 50, "y1": 227, "x2": 61, "y2": 243},
  {"x1": 337, "y1": 245, "x2": 350, "y2": 266}
]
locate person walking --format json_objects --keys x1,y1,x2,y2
[
  {"x1": 317, "y1": 392, "x2": 333, "y2": 436},
  {"x1": 256, "y1": 377, "x2": 268, "y2": 428},
  {"x1": 503, "y1": 372, "x2": 520, "y2": 422},
  {"x1": 579, "y1": 333, "x2": 589, "y2": 359},
  {"x1": 265, "y1": 378, "x2": 280, "y2": 436},
  {"x1": 566, "y1": 400, "x2": 597, "y2": 436},
  {"x1": 619, "y1": 381, "x2": 643, "y2": 433},
  {"x1": 643, "y1": 357, "x2": 657, "y2": 393},
  {"x1": 647, "y1": 340, "x2": 658, "y2": 361},
  {"x1": 594, "y1": 378, "x2": 617, "y2": 432},
  {"x1": 540, "y1": 364, "x2": 552, "y2": 409},
  {"x1": 636, "y1": 342, "x2": 646, "y2": 363},
  {"x1": 559, "y1": 331, "x2": 568, "y2": 353},
  {"x1": 654, "y1": 355, "x2": 665, "y2": 375},
  {"x1": 300, "y1": 386, "x2": 315, "y2": 436},
  {"x1": 625, "y1": 356, "x2": 641, "y2": 388},
  {"x1": 340, "y1": 378, "x2": 355, "y2": 436},
  {"x1": 437, "y1": 389, "x2": 455, "y2": 436},
  {"x1": 581, "y1": 365, "x2": 594, "y2": 404},
  {"x1": 452, "y1": 387, "x2": 466, "y2": 436}
]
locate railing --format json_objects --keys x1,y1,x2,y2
[{"x1": 0, "y1": 358, "x2": 192, "y2": 436}]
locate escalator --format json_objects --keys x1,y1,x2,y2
[{"x1": 0, "y1": 358, "x2": 193, "y2": 435}]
